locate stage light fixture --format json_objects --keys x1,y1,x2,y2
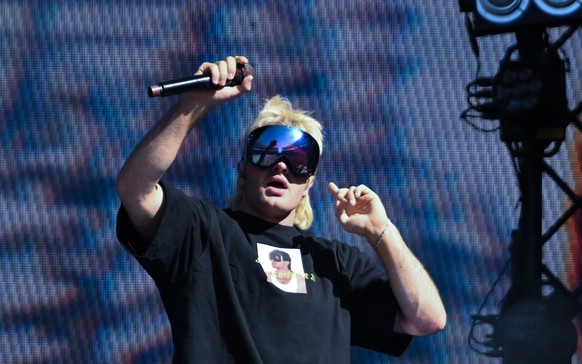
[{"x1": 459, "y1": 0, "x2": 582, "y2": 35}]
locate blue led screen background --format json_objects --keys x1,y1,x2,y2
[{"x1": 2, "y1": 1, "x2": 582, "y2": 362}]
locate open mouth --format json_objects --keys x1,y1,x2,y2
[{"x1": 267, "y1": 180, "x2": 287, "y2": 189}]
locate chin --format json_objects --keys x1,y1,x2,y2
[
  {"x1": 262, "y1": 201, "x2": 293, "y2": 216},
  {"x1": 258, "y1": 200, "x2": 296, "y2": 221},
  {"x1": 241, "y1": 191, "x2": 296, "y2": 221}
]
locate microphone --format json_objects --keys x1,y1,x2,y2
[{"x1": 148, "y1": 63, "x2": 254, "y2": 97}]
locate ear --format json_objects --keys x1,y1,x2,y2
[{"x1": 303, "y1": 175, "x2": 315, "y2": 197}]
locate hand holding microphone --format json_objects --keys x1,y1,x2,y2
[{"x1": 148, "y1": 57, "x2": 254, "y2": 97}]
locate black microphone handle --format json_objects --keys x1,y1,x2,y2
[{"x1": 148, "y1": 63, "x2": 254, "y2": 97}]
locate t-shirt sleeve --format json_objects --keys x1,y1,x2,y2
[
  {"x1": 116, "y1": 182, "x2": 208, "y2": 283},
  {"x1": 337, "y1": 243, "x2": 413, "y2": 356}
]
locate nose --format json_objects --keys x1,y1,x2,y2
[{"x1": 272, "y1": 160, "x2": 290, "y2": 174}]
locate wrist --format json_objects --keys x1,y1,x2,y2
[
  {"x1": 173, "y1": 98, "x2": 211, "y2": 126},
  {"x1": 367, "y1": 219, "x2": 392, "y2": 250}
]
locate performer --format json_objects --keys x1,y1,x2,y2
[{"x1": 116, "y1": 55, "x2": 446, "y2": 363}]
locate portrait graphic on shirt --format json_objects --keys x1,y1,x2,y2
[{"x1": 256, "y1": 243, "x2": 307, "y2": 294}]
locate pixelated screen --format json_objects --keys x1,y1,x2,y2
[{"x1": 2, "y1": 0, "x2": 582, "y2": 362}]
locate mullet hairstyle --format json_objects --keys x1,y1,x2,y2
[{"x1": 228, "y1": 95, "x2": 323, "y2": 230}]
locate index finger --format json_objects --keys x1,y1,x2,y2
[
  {"x1": 328, "y1": 182, "x2": 350, "y2": 204},
  {"x1": 328, "y1": 182, "x2": 339, "y2": 194}
]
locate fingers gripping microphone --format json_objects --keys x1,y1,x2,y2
[{"x1": 148, "y1": 63, "x2": 254, "y2": 97}]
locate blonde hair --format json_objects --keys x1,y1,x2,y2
[{"x1": 228, "y1": 95, "x2": 323, "y2": 230}]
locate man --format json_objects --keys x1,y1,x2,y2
[{"x1": 116, "y1": 55, "x2": 446, "y2": 363}]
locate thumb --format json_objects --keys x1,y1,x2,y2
[{"x1": 240, "y1": 75, "x2": 253, "y2": 91}]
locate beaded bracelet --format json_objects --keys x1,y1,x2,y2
[{"x1": 373, "y1": 224, "x2": 389, "y2": 250}]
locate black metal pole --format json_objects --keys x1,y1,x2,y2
[{"x1": 514, "y1": 142, "x2": 544, "y2": 299}]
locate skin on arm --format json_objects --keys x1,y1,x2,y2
[
  {"x1": 116, "y1": 56, "x2": 253, "y2": 242},
  {"x1": 328, "y1": 182, "x2": 446, "y2": 336}
]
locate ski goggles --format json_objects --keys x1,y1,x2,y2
[{"x1": 243, "y1": 125, "x2": 320, "y2": 177}]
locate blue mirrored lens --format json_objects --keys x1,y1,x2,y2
[{"x1": 244, "y1": 125, "x2": 319, "y2": 176}]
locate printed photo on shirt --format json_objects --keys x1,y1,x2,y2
[{"x1": 257, "y1": 243, "x2": 307, "y2": 294}]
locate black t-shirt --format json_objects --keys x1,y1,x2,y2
[{"x1": 117, "y1": 183, "x2": 412, "y2": 363}]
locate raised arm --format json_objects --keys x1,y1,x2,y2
[
  {"x1": 328, "y1": 182, "x2": 446, "y2": 336},
  {"x1": 117, "y1": 56, "x2": 253, "y2": 241}
]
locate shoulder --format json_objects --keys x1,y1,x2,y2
[
  {"x1": 161, "y1": 183, "x2": 229, "y2": 223},
  {"x1": 302, "y1": 232, "x2": 366, "y2": 261}
]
